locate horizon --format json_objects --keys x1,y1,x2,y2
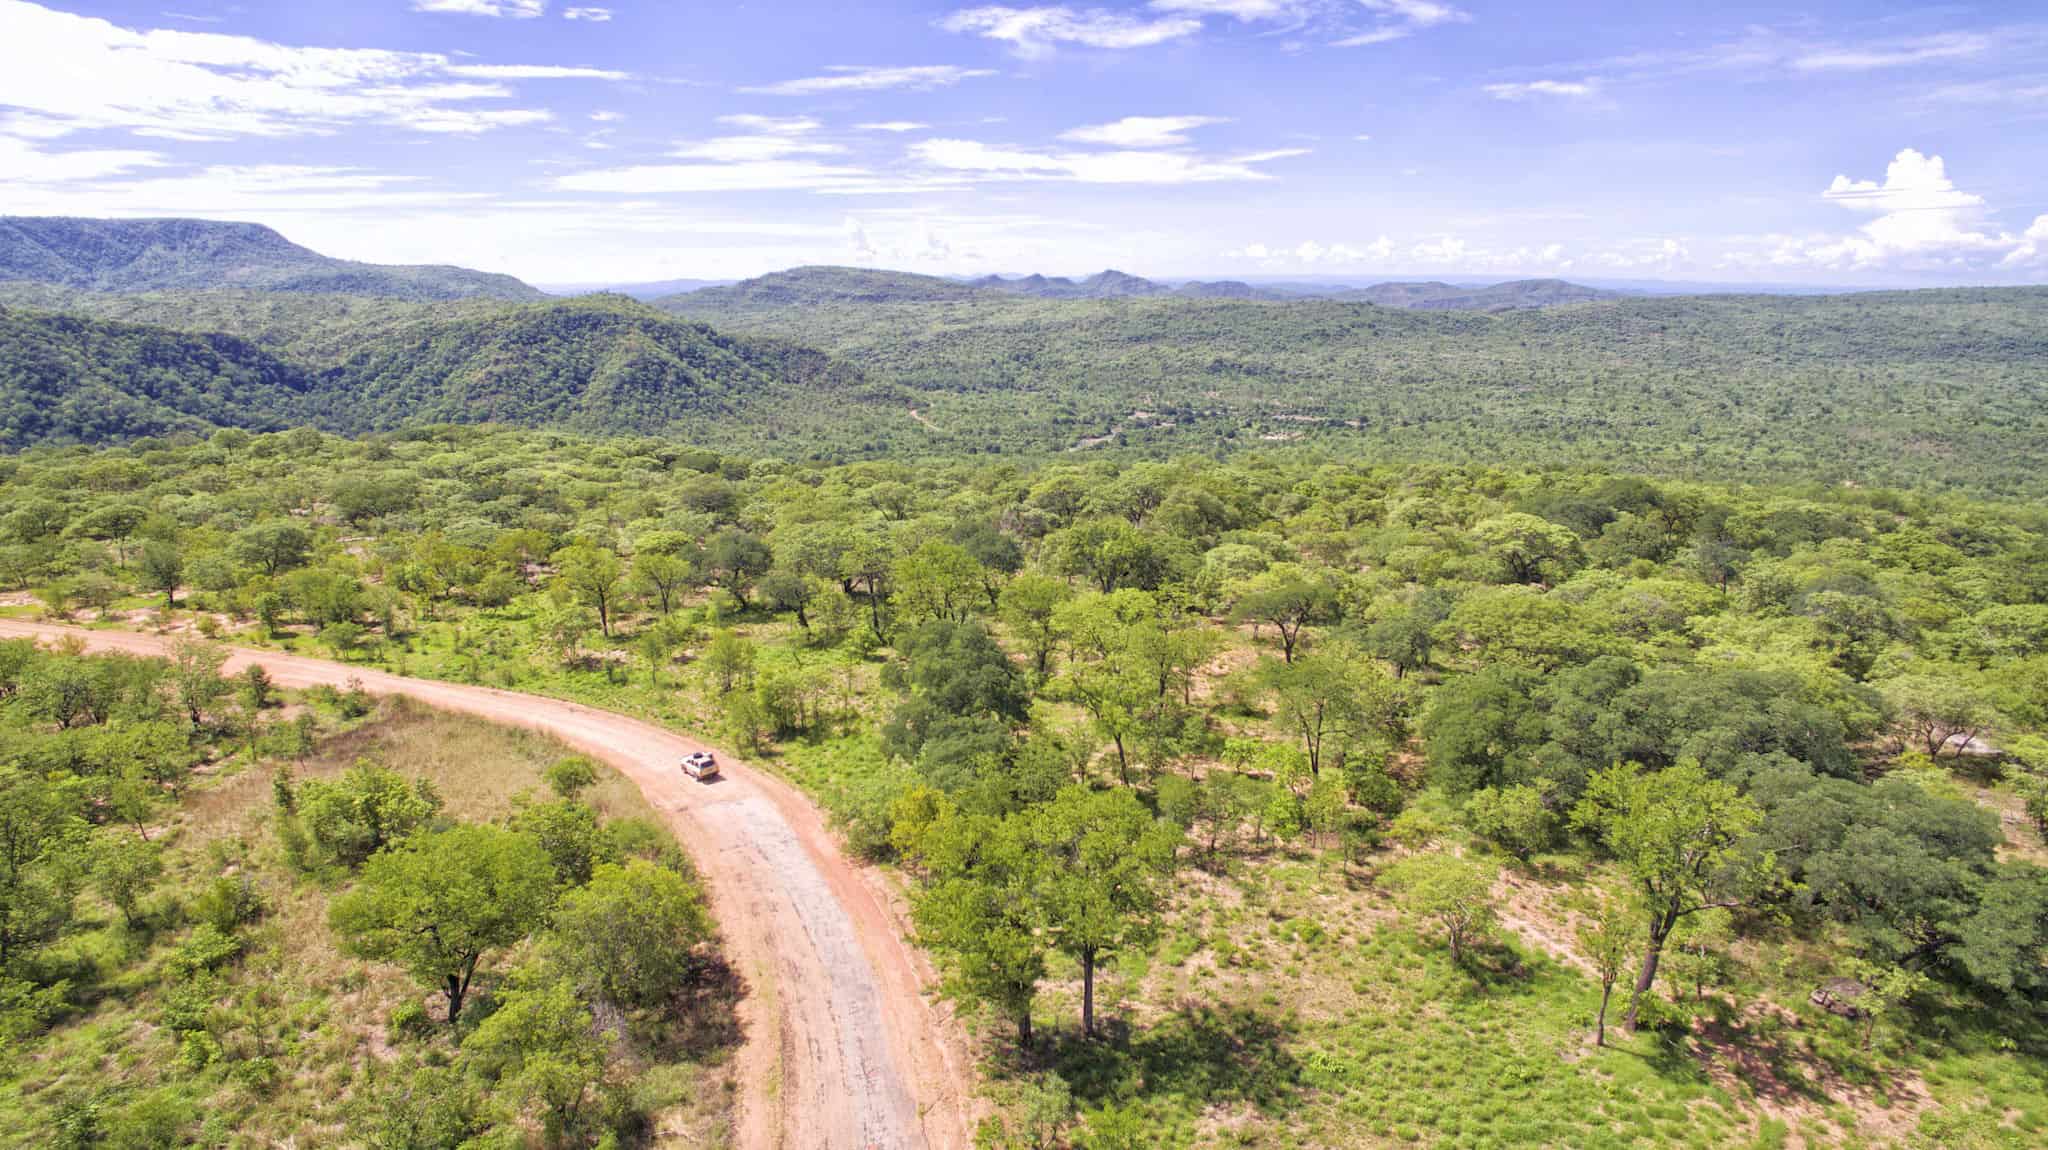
[{"x1": 3, "y1": 1, "x2": 2047, "y2": 288}]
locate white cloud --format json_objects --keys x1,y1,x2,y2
[
  {"x1": 1338, "y1": 0, "x2": 1468, "y2": 47},
  {"x1": 1353, "y1": 133, "x2": 1372, "y2": 142},
  {"x1": 443, "y1": 64, "x2": 629, "y2": 80},
  {"x1": 718, "y1": 114, "x2": 822, "y2": 135},
  {"x1": 555, "y1": 160, "x2": 880, "y2": 194},
  {"x1": 1483, "y1": 78, "x2": 1599, "y2": 100},
  {"x1": 590, "y1": 110, "x2": 624, "y2": 122},
  {"x1": 558, "y1": 112, "x2": 972, "y2": 196},
  {"x1": 0, "y1": 163, "x2": 461, "y2": 217},
  {"x1": 672, "y1": 135, "x2": 845, "y2": 163},
  {"x1": 912, "y1": 137, "x2": 1303, "y2": 183},
  {"x1": 1335, "y1": 27, "x2": 1409, "y2": 46},
  {"x1": 414, "y1": 0, "x2": 546, "y2": 16},
  {"x1": 1359, "y1": 0, "x2": 1466, "y2": 27},
  {"x1": 742, "y1": 64, "x2": 995, "y2": 96},
  {"x1": 2003, "y1": 216, "x2": 2048, "y2": 266},
  {"x1": 1801, "y1": 147, "x2": 2007, "y2": 268},
  {"x1": 1715, "y1": 148, "x2": 2042, "y2": 274},
  {"x1": 563, "y1": 6, "x2": 612, "y2": 20},
  {"x1": 1149, "y1": 0, "x2": 1299, "y2": 19},
  {"x1": 858, "y1": 121, "x2": 930, "y2": 133},
  {"x1": 0, "y1": 135, "x2": 168, "y2": 183},
  {"x1": 1227, "y1": 231, "x2": 1584, "y2": 273},
  {"x1": 1059, "y1": 115, "x2": 1228, "y2": 148},
  {"x1": 1793, "y1": 32, "x2": 1990, "y2": 73},
  {"x1": 0, "y1": 2, "x2": 584, "y2": 139},
  {"x1": 941, "y1": 7, "x2": 1202, "y2": 57}
]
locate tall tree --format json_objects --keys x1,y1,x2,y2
[
  {"x1": 329, "y1": 824, "x2": 555, "y2": 1025},
  {"x1": 1021, "y1": 786, "x2": 1179, "y2": 1036},
  {"x1": 552, "y1": 545, "x2": 625, "y2": 637},
  {"x1": 1572, "y1": 762, "x2": 1769, "y2": 1030},
  {"x1": 1577, "y1": 894, "x2": 1638, "y2": 1047},
  {"x1": 1231, "y1": 565, "x2": 1339, "y2": 663}
]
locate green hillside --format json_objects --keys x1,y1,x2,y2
[
  {"x1": 0, "y1": 295, "x2": 876, "y2": 447},
  {"x1": 0, "y1": 307, "x2": 311, "y2": 447},
  {"x1": 0, "y1": 217, "x2": 544, "y2": 302}
]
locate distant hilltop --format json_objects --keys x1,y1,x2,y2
[
  {"x1": 0, "y1": 216, "x2": 544, "y2": 302},
  {"x1": 663, "y1": 265, "x2": 1622, "y2": 311}
]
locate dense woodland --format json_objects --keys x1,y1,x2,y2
[
  {"x1": 3, "y1": 425, "x2": 2046, "y2": 1147},
  {"x1": 0, "y1": 275, "x2": 2044, "y2": 500}
]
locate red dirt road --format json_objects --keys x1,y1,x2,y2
[{"x1": 0, "y1": 621, "x2": 972, "y2": 1150}]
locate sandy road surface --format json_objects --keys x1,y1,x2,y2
[{"x1": 0, "y1": 621, "x2": 972, "y2": 1150}]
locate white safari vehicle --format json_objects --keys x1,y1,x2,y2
[{"x1": 682, "y1": 751, "x2": 721, "y2": 782}]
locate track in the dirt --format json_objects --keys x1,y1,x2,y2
[{"x1": 0, "y1": 621, "x2": 971, "y2": 1150}]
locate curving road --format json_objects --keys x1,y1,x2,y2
[{"x1": 0, "y1": 621, "x2": 972, "y2": 1150}]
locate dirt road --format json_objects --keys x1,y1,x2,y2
[{"x1": 0, "y1": 621, "x2": 972, "y2": 1150}]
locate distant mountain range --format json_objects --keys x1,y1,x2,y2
[
  {"x1": 539, "y1": 277, "x2": 737, "y2": 301},
  {"x1": 664, "y1": 266, "x2": 1620, "y2": 311},
  {"x1": 0, "y1": 217, "x2": 545, "y2": 302}
]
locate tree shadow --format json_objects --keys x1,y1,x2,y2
[
  {"x1": 642, "y1": 954, "x2": 746, "y2": 1061},
  {"x1": 1045, "y1": 1004, "x2": 1301, "y2": 1117}
]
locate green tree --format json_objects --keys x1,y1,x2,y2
[
  {"x1": 892, "y1": 541, "x2": 985, "y2": 626},
  {"x1": 1474, "y1": 512, "x2": 1582, "y2": 585},
  {"x1": 0, "y1": 768, "x2": 84, "y2": 970},
  {"x1": 1389, "y1": 852, "x2": 1497, "y2": 966},
  {"x1": 1260, "y1": 648, "x2": 1400, "y2": 775},
  {"x1": 1420, "y1": 665, "x2": 1546, "y2": 796},
  {"x1": 1464, "y1": 783, "x2": 1558, "y2": 861},
  {"x1": 1022, "y1": 786, "x2": 1179, "y2": 1036},
  {"x1": 166, "y1": 638, "x2": 230, "y2": 732},
  {"x1": 702, "y1": 530, "x2": 773, "y2": 608},
  {"x1": 631, "y1": 549, "x2": 694, "y2": 616},
  {"x1": 1001, "y1": 573, "x2": 1072, "y2": 677},
  {"x1": 1572, "y1": 761, "x2": 1769, "y2": 1030},
  {"x1": 233, "y1": 521, "x2": 313, "y2": 577},
  {"x1": 1882, "y1": 674, "x2": 1997, "y2": 758},
  {"x1": 1231, "y1": 564, "x2": 1338, "y2": 662},
  {"x1": 1577, "y1": 894, "x2": 1638, "y2": 1047},
  {"x1": 466, "y1": 968, "x2": 608, "y2": 1141},
  {"x1": 552, "y1": 545, "x2": 624, "y2": 637},
  {"x1": 543, "y1": 756, "x2": 599, "y2": 799},
  {"x1": 700, "y1": 630, "x2": 757, "y2": 696},
  {"x1": 139, "y1": 541, "x2": 184, "y2": 608},
  {"x1": 513, "y1": 798, "x2": 614, "y2": 889},
  {"x1": 551, "y1": 859, "x2": 712, "y2": 1011},
  {"x1": 87, "y1": 832, "x2": 162, "y2": 928},
  {"x1": 330, "y1": 824, "x2": 555, "y2": 1025},
  {"x1": 296, "y1": 763, "x2": 444, "y2": 869},
  {"x1": 73, "y1": 504, "x2": 149, "y2": 567}
]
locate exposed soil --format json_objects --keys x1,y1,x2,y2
[{"x1": 0, "y1": 621, "x2": 974, "y2": 1150}]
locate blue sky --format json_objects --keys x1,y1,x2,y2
[{"x1": 2, "y1": 0, "x2": 2046, "y2": 286}]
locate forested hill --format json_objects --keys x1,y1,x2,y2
[
  {"x1": 303, "y1": 295, "x2": 868, "y2": 436},
  {"x1": 0, "y1": 296, "x2": 876, "y2": 448},
  {"x1": 0, "y1": 217, "x2": 544, "y2": 301},
  {"x1": 0, "y1": 306, "x2": 312, "y2": 446},
  {"x1": 1335, "y1": 278, "x2": 1617, "y2": 310},
  {"x1": 665, "y1": 266, "x2": 1619, "y2": 307}
]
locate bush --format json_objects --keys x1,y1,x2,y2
[
  {"x1": 167, "y1": 924, "x2": 242, "y2": 976},
  {"x1": 544, "y1": 755, "x2": 600, "y2": 798},
  {"x1": 388, "y1": 1001, "x2": 435, "y2": 1041},
  {"x1": 1464, "y1": 783, "x2": 1559, "y2": 860},
  {"x1": 191, "y1": 875, "x2": 264, "y2": 934}
]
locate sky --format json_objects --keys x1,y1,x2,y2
[{"x1": 2, "y1": 0, "x2": 2047, "y2": 287}]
